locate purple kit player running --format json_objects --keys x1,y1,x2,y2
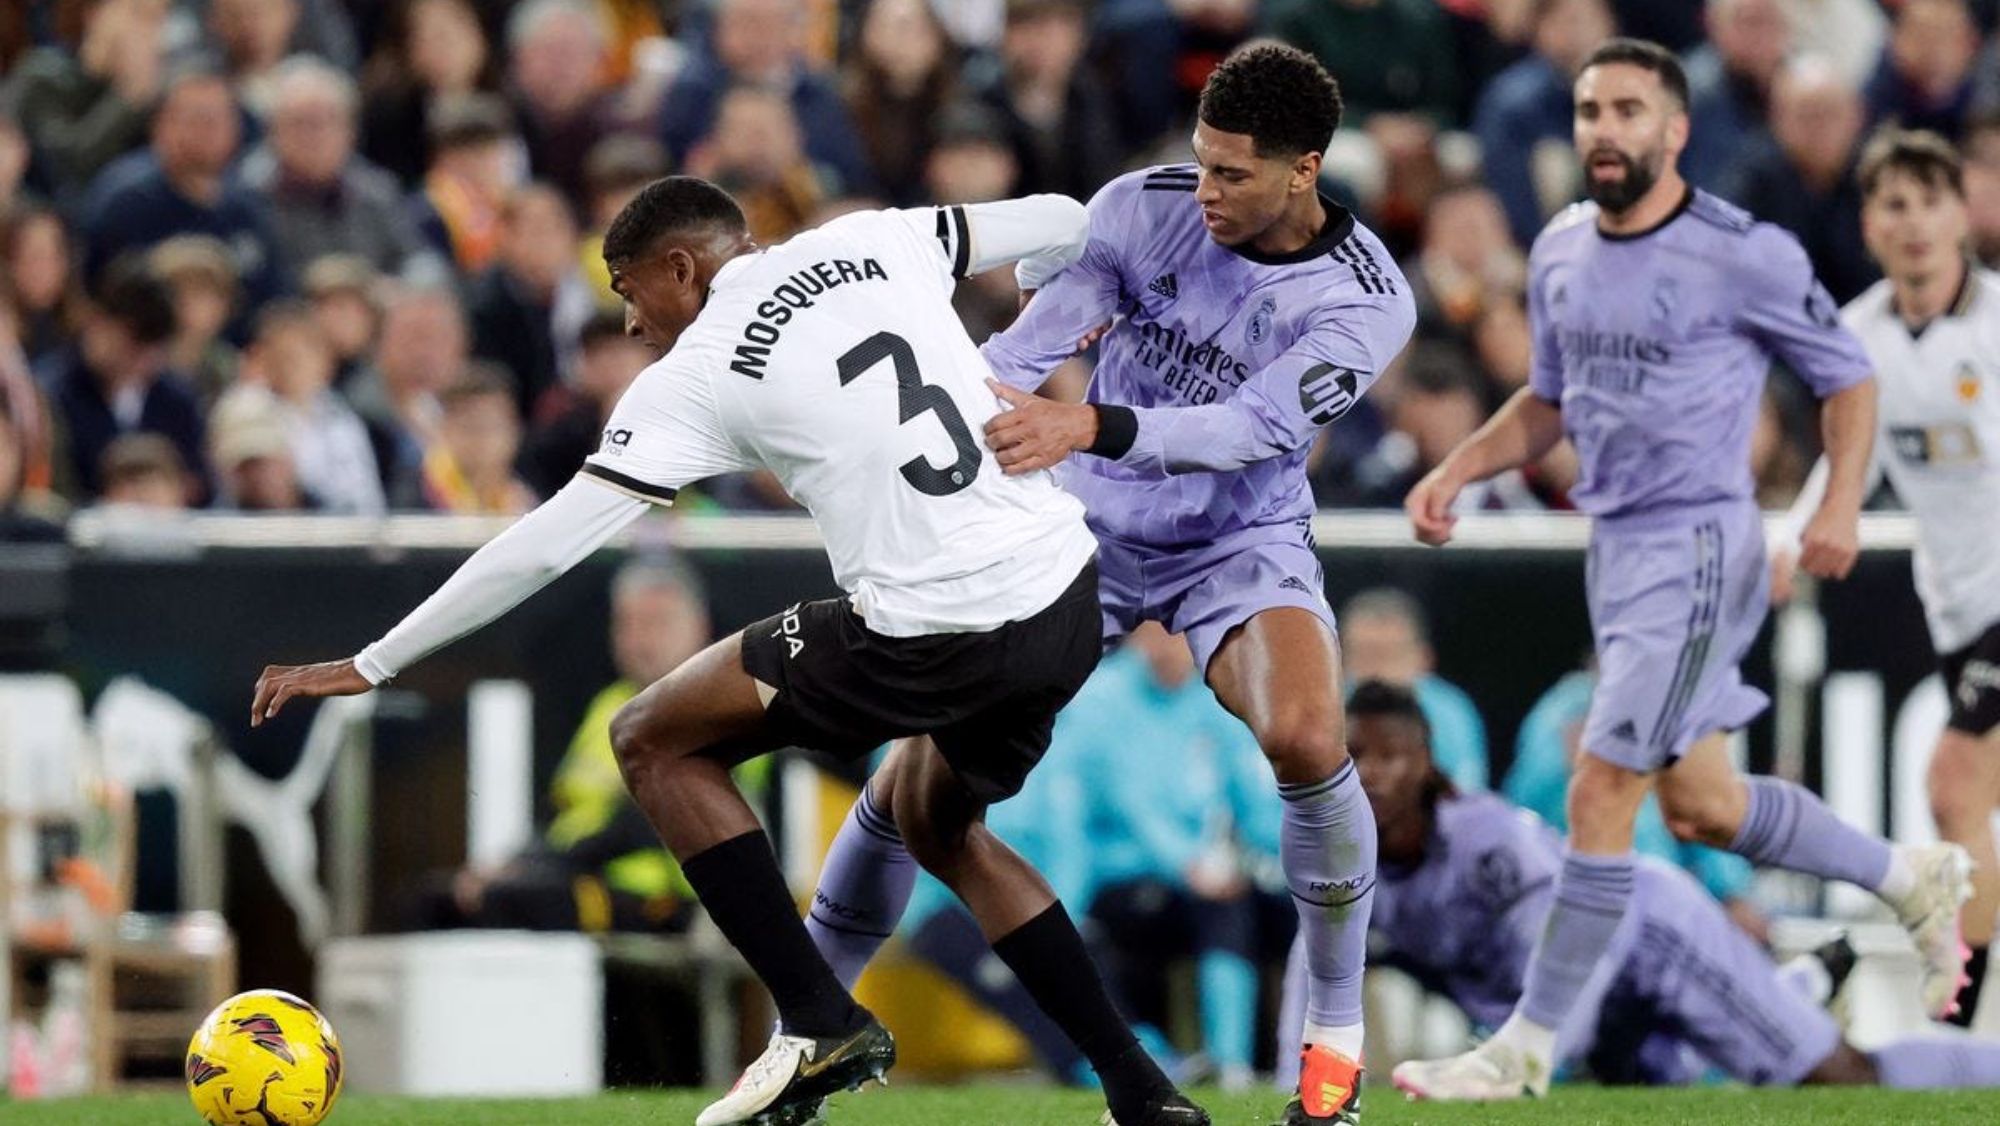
[
  {"x1": 782, "y1": 43, "x2": 1415, "y2": 1126},
  {"x1": 1318, "y1": 682, "x2": 2000, "y2": 1094},
  {"x1": 1398, "y1": 39, "x2": 1972, "y2": 1101}
]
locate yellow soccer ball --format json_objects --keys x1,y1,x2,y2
[{"x1": 185, "y1": 989, "x2": 344, "y2": 1126}]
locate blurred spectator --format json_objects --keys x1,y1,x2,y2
[
  {"x1": 1723, "y1": 55, "x2": 1878, "y2": 302},
  {"x1": 1868, "y1": 0, "x2": 1981, "y2": 142},
  {"x1": 239, "y1": 56, "x2": 436, "y2": 278},
  {"x1": 1789, "y1": 0, "x2": 1888, "y2": 88},
  {"x1": 578, "y1": 135, "x2": 670, "y2": 307},
  {"x1": 1339, "y1": 588, "x2": 1490, "y2": 791},
  {"x1": 968, "y1": 0, "x2": 1121, "y2": 200},
  {"x1": 520, "y1": 309, "x2": 648, "y2": 498},
  {"x1": 1681, "y1": 0, "x2": 1790, "y2": 191},
  {"x1": 347, "y1": 280, "x2": 465, "y2": 495},
  {"x1": 301, "y1": 255, "x2": 382, "y2": 387},
  {"x1": 148, "y1": 234, "x2": 240, "y2": 406},
  {"x1": 506, "y1": 0, "x2": 618, "y2": 214},
  {"x1": 0, "y1": 309, "x2": 61, "y2": 501},
  {"x1": 0, "y1": 114, "x2": 32, "y2": 210},
  {"x1": 1964, "y1": 114, "x2": 2000, "y2": 266},
  {"x1": 0, "y1": 0, "x2": 168, "y2": 205},
  {"x1": 410, "y1": 365, "x2": 534, "y2": 514},
  {"x1": 0, "y1": 402, "x2": 65, "y2": 542},
  {"x1": 1072, "y1": 625, "x2": 1288, "y2": 1092},
  {"x1": 1752, "y1": 385, "x2": 1812, "y2": 508},
  {"x1": 81, "y1": 69, "x2": 288, "y2": 324},
  {"x1": 843, "y1": 0, "x2": 961, "y2": 207},
  {"x1": 43, "y1": 263, "x2": 206, "y2": 502},
  {"x1": 96, "y1": 431, "x2": 194, "y2": 510},
  {"x1": 923, "y1": 101, "x2": 1021, "y2": 205},
  {"x1": 1473, "y1": 0, "x2": 1616, "y2": 246},
  {"x1": 1504, "y1": 667, "x2": 1769, "y2": 942},
  {"x1": 466, "y1": 184, "x2": 591, "y2": 419},
  {"x1": 1406, "y1": 184, "x2": 1526, "y2": 344},
  {"x1": 686, "y1": 86, "x2": 828, "y2": 242},
  {"x1": 3, "y1": 206, "x2": 81, "y2": 366},
  {"x1": 238, "y1": 300, "x2": 384, "y2": 514},
  {"x1": 1471, "y1": 295, "x2": 1535, "y2": 395},
  {"x1": 407, "y1": 557, "x2": 744, "y2": 935},
  {"x1": 1265, "y1": 0, "x2": 1460, "y2": 127},
  {"x1": 1091, "y1": 0, "x2": 1255, "y2": 148},
  {"x1": 656, "y1": 0, "x2": 875, "y2": 196},
  {"x1": 360, "y1": 0, "x2": 501, "y2": 187},
  {"x1": 202, "y1": 0, "x2": 301, "y2": 119},
  {"x1": 207, "y1": 384, "x2": 310, "y2": 510},
  {"x1": 409, "y1": 92, "x2": 520, "y2": 273}
]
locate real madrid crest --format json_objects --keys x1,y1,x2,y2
[{"x1": 1247, "y1": 295, "x2": 1277, "y2": 346}]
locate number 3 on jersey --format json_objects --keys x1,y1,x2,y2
[{"x1": 837, "y1": 331, "x2": 980, "y2": 497}]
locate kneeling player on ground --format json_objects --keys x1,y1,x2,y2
[
  {"x1": 249, "y1": 178, "x2": 1206, "y2": 1126},
  {"x1": 1312, "y1": 681, "x2": 2000, "y2": 1094}
]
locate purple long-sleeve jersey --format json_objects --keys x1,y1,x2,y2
[
  {"x1": 981, "y1": 165, "x2": 1416, "y2": 547},
  {"x1": 1526, "y1": 190, "x2": 1873, "y2": 518}
]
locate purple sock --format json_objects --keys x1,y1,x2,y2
[
  {"x1": 804, "y1": 784, "x2": 917, "y2": 989},
  {"x1": 1280, "y1": 760, "x2": 1376, "y2": 1029},
  {"x1": 1731, "y1": 777, "x2": 1892, "y2": 891},
  {"x1": 1872, "y1": 1036, "x2": 2000, "y2": 1087},
  {"x1": 1520, "y1": 851, "x2": 1634, "y2": 1030}
]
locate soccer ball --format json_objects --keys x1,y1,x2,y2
[{"x1": 185, "y1": 989, "x2": 344, "y2": 1126}]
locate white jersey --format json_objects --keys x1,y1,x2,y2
[
  {"x1": 580, "y1": 207, "x2": 1099, "y2": 636},
  {"x1": 1841, "y1": 270, "x2": 2000, "y2": 653}
]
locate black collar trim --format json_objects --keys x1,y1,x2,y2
[
  {"x1": 1227, "y1": 194, "x2": 1357, "y2": 265},
  {"x1": 1597, "y1": 186, "x2": 1694, "y2": 242}
]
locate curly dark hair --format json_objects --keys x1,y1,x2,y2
[
  {"x1": 1198, "y1": 41, "x2": 1343, "y2": 160},
  {"x1": 1348, "y1": 678, "x2": 1457, "y2": 808},
  {"x1": 601, "y1": 176, "x2": 748, "y2": 270}
]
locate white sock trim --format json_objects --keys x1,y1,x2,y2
[
  {"x1": 1493, "y1": 1012, "x2": 1556, "y2": 1065},
  {"x1": 1878, "y1": 846, "x2": 1917, "y2": 904},
  {"x1": 1302, "y1": 1020, "x2": 1364, "y2": 1061}
]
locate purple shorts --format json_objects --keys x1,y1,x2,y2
[
  {"x1": 1582, "y1": 500, "x2": 1770, "y2": 772},
  {"x1": 1095, "y1": 522, "x2": 1335, "y2": 672},
  {"x1": 1613, "y1": 866, "x2": 1840, "y2": 1086}
]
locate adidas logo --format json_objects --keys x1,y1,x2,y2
[
  {"x1": 1148, "y1": 273, "x2": 1178, "y2": 300},
  {"x1": 1278, "y1": 576, "x2": 1315, "y2": 595},
  {"x1": 1609, "y1": 719, "x2": 1639, "y2": 743}
]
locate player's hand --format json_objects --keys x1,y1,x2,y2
[
  {"x1": 1797, "y1": 503, "x2": 1860, "y2": 582},
  {"x1": 984, "y1": 379, "x2": 1096, "y2": 474},
  {"x1": 1769, "y1": 548, "x2": 1799, "y2": 606},
  {"x1": 251, "y1": 658, "x2": 371, "y2": 727},
  {"x1": 1405, "y1": 465, "x2": 1465, "y2": 546}
]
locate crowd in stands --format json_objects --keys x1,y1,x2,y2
[{"x1": 0, "y1": 0, "x2": 1990, "y2": 533}]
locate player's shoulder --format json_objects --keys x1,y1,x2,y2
[
  {"x1": 1527, "y1": 201, "x2": 1598, "y2": 264},
  {"x1": 1094, "y1": 163, "x2": 1206, "y2": 222},
  {"x1": 1969, "y1": 267, "x2": 2000, "y2": 319},
  {"x1": 1685, "y1": 190, "x2": 1813, "y2": 275},
  {"x1": 1683, "y1": 189, "x2": 1758, "y2": 237},
  {"x1": 1839, "y1": 277, "x2": 1897, "y2": 330}
]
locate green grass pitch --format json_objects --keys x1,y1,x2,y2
[{"x1": 10, "y1": 1085, "x2": 2000, "y2": 1125}]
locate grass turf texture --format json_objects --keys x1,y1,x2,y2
[{"x1": 9, "y1": 1086, "x2": 2000, "y2": 1125}]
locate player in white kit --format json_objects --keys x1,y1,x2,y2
[
  {"x1": 1779, "y1": 128, "x2": 2000, "y2": 1028},
  {"x1": 249, "y1": 178, "x2": 1208, "y2": 1126}
]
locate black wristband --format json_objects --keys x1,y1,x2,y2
[{"x1": 1085, "y1": 405, "x2": 1138, "y2": 459}]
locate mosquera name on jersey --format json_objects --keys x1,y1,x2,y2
[
  {"x1": 579, "y1": 204, "x2": 1101, "y2": 638},
  {"x1": 1837, "y1": 268, "x2": 2000, "y2": 653}
]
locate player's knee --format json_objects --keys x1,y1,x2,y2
[
  {"x1": 608, "y1": 698, "x2": 662, "y2": 780},
  {"x1": 1802, "y1": 1042, "x2": 1877, "y2": 1086},
  {"x1": 1928, "y1": 733, "x2": 1996, "y2": 829},
  {"x1": 1255, "y1": 711, "x2": 1347, "y2": 781},
  {"x1": 895, "y1": 802, "x2": 968, "y2": 878}
]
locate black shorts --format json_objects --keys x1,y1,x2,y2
[
  {"x1": 1940, "y1": 620, "x2": 2000, "y2": 737},
  {"x1": 739, "y1": 562, "x2": 1101, "y2": 803}
]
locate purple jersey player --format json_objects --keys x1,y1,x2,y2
[
  {"x1": 790, "y1": 44, "x2": 1414, "y2": 1126},
  {"x1": 1305, "y1": 683, "x2": 2000, "y2": 1093},
  {"x1": 1396, "y1": 39, "x2": 1973, "y2": 1102}
]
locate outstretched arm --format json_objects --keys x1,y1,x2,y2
[
  {"x1": 1404, "y1": 387, "x2": 1566, "y2": 546},
  {"x1": 251, "y1": 477, "x2": 648, "y2": 725}
]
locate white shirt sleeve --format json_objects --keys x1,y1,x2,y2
[
  {"x1": 353, "y1": 477, "x2": 648, "y2": 683},
  {"x1": 888, "y1": 196, "x2": 1089, "y2": 282},
  {"x1": 578, "y1": 349, "x2": 759, "y2": 503}
]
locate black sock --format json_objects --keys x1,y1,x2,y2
[
  {"x1": 1951, "y1": 945, "x2": 1989, "y2": 1028},
  {"x1": 990, "y1": 902, "x2": 1175, "y2": 1119},
  {"x1": 681, "y1": 829, "x2": 866, "y2": 1038}
]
